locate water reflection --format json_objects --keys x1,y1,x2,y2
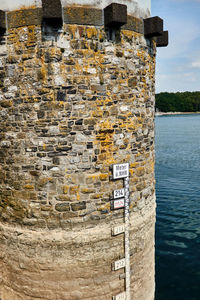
[{"x1": 155, "y1": 114, "x2": 200, "y2": 300}]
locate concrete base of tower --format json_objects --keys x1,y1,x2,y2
[{"x1": 0, "y1": 203, "x2": 155, "y2": 300}]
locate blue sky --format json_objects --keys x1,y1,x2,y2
[{"x1": 152, "y1": 0, "x2": 200, "y2": 93}]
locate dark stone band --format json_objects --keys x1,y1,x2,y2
[
  {"x1": 63, "y1": 7, "x2": 103, "y2": 26},
  {"x1": 42, "y1": 0, "x2": 62, "y2": 19},
  {"x1": 0, "y1": 6, "x2": 143, "y2": 35},
  {"x1": 122, "y1": 16, "x2": 144, "y2": 34},
  {"x1": 7, "y1": 8, "x2": 42, "y2": 29},
  {"x1": 0, "y1": 10, "x2": 6, "y2": 29},
  {"x1": 104, "y1": 3, "x2": 127, "y2": 27}
]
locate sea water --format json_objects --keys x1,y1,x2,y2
[{"x1": 155, "y1": 114, "x2": 200, "y2": 300}]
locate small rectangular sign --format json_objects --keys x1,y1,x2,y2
[
  {"x1": 113, "y1": 188, "x2": 125, "y2": 199},
  {"x1": 113, "y1": 198, "x2": 125, "y2": 210},
  {"x1": 114, "y1": 258, "x2": 126, "y2": 271},
  {"x1": 112, "y1": 224, "x2": 125, "y2": 236},
  {"x1": 112, "y1": 292, "x2": 126, "y2": 300},
  {"x1": 113, "y1": 163, "x2": 129, "y2": 179}
]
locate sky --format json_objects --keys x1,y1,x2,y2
[{"x1": 152, "y1": 0, "x2": 200, "y2": 93}]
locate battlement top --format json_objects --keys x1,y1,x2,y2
[{"x1": 0, "y1": 0, "x2": 150, "y2": 18}]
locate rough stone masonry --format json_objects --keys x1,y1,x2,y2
[{"x1": 0, "y1": 0, "x2": 167, "y2": 299}]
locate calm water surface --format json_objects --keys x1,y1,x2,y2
[{"x1": 155, "y1": 114, "x2": 200, "y2": 300}]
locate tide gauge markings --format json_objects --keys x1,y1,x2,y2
[{"x1": 111, "y1": 163, "x2": 131, "y2": 300}]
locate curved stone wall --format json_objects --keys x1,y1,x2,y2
[{"x1": 0, "y1": 3, "x2": 156, "y2": 300}]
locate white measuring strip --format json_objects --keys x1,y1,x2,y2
[
  {"x1": 124, "y1": 176, "x2": 131, "y2": 300},
  {"x1": 111, "y1": 163, "x2": 131, "y2": 300},
  {"x1": 112, "y1": 292, "x2": 126, "y2": 300}
]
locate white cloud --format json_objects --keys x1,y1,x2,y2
[
  {"x1": 191, "y1": 60, "x2": 200, "y2": 68},
  {"x1": 182, "y1": 72, "x2": 197, "y2": 82}
]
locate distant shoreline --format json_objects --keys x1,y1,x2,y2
[{"x1": 155, "y1": 112, "x2": 200, "y2": 116}]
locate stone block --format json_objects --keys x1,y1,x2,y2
[
  {"x1": 81, "y1": 188, "x2": 96, "y2": 194},
  {"x1": 57, "y1": 90, "x2": 66, "y2": 101},
  {"x1": 122, "y1": 15, "x2": 143, "y2": 34},
  {"x1": 7, "y1": 8, "x2": 42, "y2": 29},
  {"x1": 156, "y1": 30, "x2": 169, "y2": 47},
  {"x1": 55, "y1": 203, "x2": 70, "y2": 212},
  {"x1": 104, "y1": 3, "x2": 127, "y2": 27},
  {"x1": 0, "y1": 10, "x2": 6, "y2": 30},
  {"x1": 63, "y1": 7, "x2": 103, "y2": 26},
  {"x1": 42, "y1": 0, "x2": 62, "y2": 19},
  {"x1": 128, "y1": 77, "x2": 137, "y2": 88},
  {"x1": 71, "y1": 201, "x2": 86, "y2": 211},
  {"x1": 55, "y1": 195, "x2": 70, "y2": 202},
  {"x1": 144, "y1": 16, "x2": 163, "y2": 38}
]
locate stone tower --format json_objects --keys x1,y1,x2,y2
[{"x1": 0, "y1": 1, "x2": 168, "y2": 299}]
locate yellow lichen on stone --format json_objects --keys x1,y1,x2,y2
[
  {"x1": 136, "y1": 166, "x2": 145, "y2": 177},
  {"x1": 63, "y1": 186, "x2": 69, "y2": 194},
  {"x1": 86, "y1": 27, "x2": 97, "y2": 39},
  {"x1": 99, "y1": 174, "x2": 108, "y2": 181},
  {"x1": 98, "y1": 203, "x2": 110, "y2": 211},
  {"x1": 69, "y1": 186, "x2": 79, "y2": 195},
  {"x1": 24, "y1": 184, "x2": 34, "y2": 190},
  {"x1": 81, "y1": 188, "x2": 95, "y2": 194}
]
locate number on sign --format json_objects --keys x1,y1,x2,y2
[
  {"x1": 113, "y1": 188, "x2": 125, "y2": 199},
  {"x1": 114, "y1": 258, "x2": 126, "y2": 271},
  {"x1": 113, "y1": 199, "x2": 125, "y2": 209},
  {"x1": 112, "y1": 224, "x2": 125, "y2": 236}
]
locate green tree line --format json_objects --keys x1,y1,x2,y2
[{"x1": 155, "y1": 92, "x2": 200, "y2": 112}]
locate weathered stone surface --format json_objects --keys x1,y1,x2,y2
[
  {"x1": 128, "y1": 76, "x2": 137, "y2": 87},
  {"x1": 0, "y1": 211, "x2": 155, "y2": 300},
  {"x1": 156, "y1": 30, "x2": 169, "y2": 47},
  {"x1": 104, "y1": 3, "x2": 127, "y2": 27},
  {"x1": 7, "y1": 8, "x2": 42, "y2": 29},
  {"x1": 144, "y1": 16, "x2": 163, "y2": 38},
  {"x1": 71, "y1": 201, "x2": 86, "y2": 211},
  {"x1": 63, "y1": 7, "x2": 103, "y2": 26},
  {"x1": 0, "y1": 10, "x2": 6, "y2": 30},
  {"x1": 122, "y1": 15, "x2": 144, "y2": 33},
  {"x1": 0, "y1": 7, "x2": 156, "y2": 300},
  {"x1": 55, "y1": 203, "x2": 70, "y2": 211},
  {"x1": 42, "y1": 0, "x2": 63, "y2": 19}
]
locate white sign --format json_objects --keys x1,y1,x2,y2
[
  {"x1": 112, "y1": 224, "x2": 125, "y2": 236},
  {"x1": 113, "y1": 198, "x2": 125, "y2": 209},
  {"x1": 113, "y1": 188, "x2": 125, "y2": 199},
  {"x1": 114, "y1": 258, "x2": 126, "y2": 271},
  {"x1": 113, "y1": 292, "x2": 126, "y2": 300},
  {"x1": 113, "y1": 163, "x2": 129, "y2": 180}
]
